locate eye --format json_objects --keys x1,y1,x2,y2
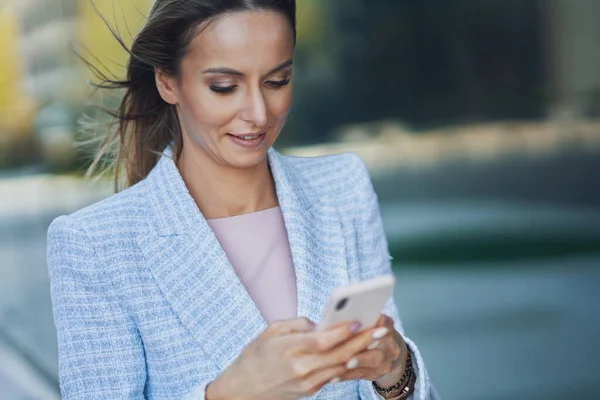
[
  {"x1": 265, "y1": 78, "x2": 291, "y2": 89},
  {"x1": 210, "y1": 84, "x2": 237, "y2": 94}
]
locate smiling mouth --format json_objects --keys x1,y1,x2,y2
[
  {"x1": 228, "y1": 131, "x2": 266, "y2": 140},
  {"x1": 234, "y1": 133, "x2": 262, "y2": 140},
  {"x1": 226, "y1": 130, "x2": 268, "y2": 148}
]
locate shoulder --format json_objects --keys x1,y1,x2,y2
[
  {"x1": 277, "y1": 151, "x2": 372, "y2": 198},
  {"x1": 47, "y1": 179, "x2": 150, "y2": 251}
]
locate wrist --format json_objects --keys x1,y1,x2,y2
[
  {"x1": 373, "y1": 346, "x2": 415, "y2": 399},
  {"x1": 375, "y1": 333, "x2": 408, "y2": 388},
  {"x1": 375, "y1": 365, "x2": 404, "y2": 389}
]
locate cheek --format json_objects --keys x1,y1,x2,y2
[
  {"x1": 179, "y1": 85, "x2": 292, "y2": 133},
  {"x1": 179, "y1": 88, "x2": 236, "y2": 133},
  {"x1": 267, "y1": 87, "x2": 293, "y2": 122}
]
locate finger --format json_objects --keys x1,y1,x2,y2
[
  {"x1": 367, "y1": 339, "x2": 381, "y2": 351},
  {"x1": 281, "y1": 324, "x2": 369, "y2": 380},
  {"x1": 263, "y1": 317, "x2": 315, "y2": 338},
  {"x1": 296, "y1": 325, "x2": 389, "y2": 374},
  {"x1": 297, "y1": 365, "x2": 348, "y2": 396},
  {"x1": 378, "y1": 314, "x2": 395, "y2": 329},
  {"x1": 345, "y1": 348, "x2": 387, "y2": 371},
  {"x1": 291, "y1": 321, "x2": 363, "y2": 353},
  {"x1": 341, "y1": 344, "x2": 396, "y2": 381},
  {"x1": 368, "y1": 333, "x2": 403, "y2": 365},
  {"x1": 339, "y1": 367, "x2": 381, "y2": 382},
  {"x1": 344, "y1": 331, "x2": 402, "y2": 371}
]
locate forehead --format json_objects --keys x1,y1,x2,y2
[{"x1": 184, "y1": 10, "x2": 294, "y2": 72}]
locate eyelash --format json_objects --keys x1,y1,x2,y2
[{"x1": 210, "y1": 78, "x2": 291, "y2": 94}]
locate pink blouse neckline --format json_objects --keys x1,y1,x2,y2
[
  {"x1": 206, "y1": 206, "x2": 281, "y2": 222},
  {"x1": 206, "y1": 205, "x2": 297, "y2": 323}
]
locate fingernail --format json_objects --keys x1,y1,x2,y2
[
  {"x1": 372, "y1": 327, "x2": 389, "y2": 340},
  {"x1": 367, "y1": 340, "x2": 380, "y2": 350},
  {"x1": 346, "y1": 357, "x2": 359, "y2": 369},
  {"x1": 350, "y1": 321, "x2": 362, "y2": 333},
  {"x1": 330, "y1": 377, "x2": 341, "y2": 384}
]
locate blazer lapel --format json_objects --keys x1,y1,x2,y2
[
  {"x1": 138, "y1": 147, "x2": 350, "y2": 372},
  {"x1": 137, "y1": 150, "x2": 266, "y2": 371},
  {"x1": 268, "y1": 149, "x2": 350, "y2": 325}
]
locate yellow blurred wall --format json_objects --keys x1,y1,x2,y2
[
  {"x1": 0, "y1": 6, "x2": 35, "y2": 137},
  {"x1": 79, "y1": 0, "x2": 326, "y2": 79},
  {"x1": 0, "y1": 0, "x2": 153, "y2": 144},
  {"x1": 79, "y1": 0, "x2": 152, "y2": 81},
  {"x1": 296, "y1": 0, "x2": 326, "y2": 47}
]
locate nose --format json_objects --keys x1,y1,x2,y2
[{"x1": 240, "y1": 86, "x2": 268, "y2": 128}]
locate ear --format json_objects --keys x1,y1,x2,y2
[{"x1": 155, "y1": 68, "x2": 179, "y2": 105}]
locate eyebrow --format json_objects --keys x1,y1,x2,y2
[{"x1": 201, "y1": 59, "x2": 293, "y2": 78}]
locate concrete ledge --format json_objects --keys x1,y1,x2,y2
[{"x1": 0, "y1": 174, "x2": 111, "y2": 224}]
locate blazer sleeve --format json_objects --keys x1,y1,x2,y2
[
  {"x1": 47, "y1": 216, "x2": 147, "y2": 399},
  {"x1": 347, "y1": 155, "x2": 434, "y2": 400}
]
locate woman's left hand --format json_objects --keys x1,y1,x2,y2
[{"x1": 338, "y1": 315, "x2": 408, "y2": 387}]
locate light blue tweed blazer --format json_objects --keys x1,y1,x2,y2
[{"x1": 47, "y1": 147, "x2": 432, "y2": 399}]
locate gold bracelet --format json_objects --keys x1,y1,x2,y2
[
  {"x1": 372, "y1": 349, "x2": 415, "y2": 399},
  {"x1": 386, "y1": 369, "x2": 416, "y2": 400}
]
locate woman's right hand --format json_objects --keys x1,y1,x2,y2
[{"x1": 205, "y1": 317, "x2": 381, "y2": 400}]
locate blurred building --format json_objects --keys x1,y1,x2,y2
[
  {"x1": 17, "y1": 0, "x2": 80, "y2": 104},
  {"x1": 0, "y1": 0, "x2": 151, "y2": 166},
  {"x1": 544, "y1": 0, "x2": 600, "y2": 119},
  {"x1": 14, "y1": 0, "x2": 150, "y2": 102},
  {"x1": 289, "y1": 0, "x2": 600, "y2": 145},
  {"x1": 0, "y1": 0, "x2": 598, "y2": 161},
  {"x1": 327, "y1": 0, "x2": 600, "y2": 127}
]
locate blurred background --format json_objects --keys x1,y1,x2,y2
[{"x1": 1, "y1": 0, "x2": 599, "y2": 399}]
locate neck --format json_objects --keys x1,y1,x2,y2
[{"x1": 176, "y1": 146, "x2": 278, "y2": 220}]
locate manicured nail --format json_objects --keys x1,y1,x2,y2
[
  {"x1": 330, "y1": 377, "x2": 341, "y2": 384},
  {"x1": 372, "y1": 327, "x2": 389, "y2": 340},
  {"x1": 346, "y1": 357, "x2": 359, "y2": 369},
  {"x1": 350, "y1": 321, "x2": 362, "y2": 333},
  {"x1": 367, "y1": 340, "x2": 380, "y2": 350}
]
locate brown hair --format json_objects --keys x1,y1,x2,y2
[{"x1": 84, "y1": 0, "x2": 296, "y2": 191}]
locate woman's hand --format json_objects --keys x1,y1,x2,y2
[
  {"x1": 338, "y1": 315, "x2": 409, "y2": 388},
  {"x1": 206, "y1": 317, "x2": 386, "y2": 400}
]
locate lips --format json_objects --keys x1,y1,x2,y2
[
  {"x1": 229, "y1": 132, "x2": 265, "y2": 140},
  {"x1": 227, "y1": 131, "x2": 267, "y2": 149}
]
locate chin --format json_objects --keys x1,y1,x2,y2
[{"x1": 224, "y1": 147, "x2": 270, "y2": 169}]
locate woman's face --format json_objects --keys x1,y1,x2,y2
[{"x1": 158, "y1": 10, "x2": 295, "y2": 170}]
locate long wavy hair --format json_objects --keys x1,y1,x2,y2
[{"x1": 83, "y1": 0, "x2": 296, "y2": 191}]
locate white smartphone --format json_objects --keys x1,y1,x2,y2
[{"x1": 317, "y1": 275, "x2": 396, "y2": 331}]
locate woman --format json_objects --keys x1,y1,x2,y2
[{"x1": 47, "y1": 1, "x2": 434, "y2": 399}]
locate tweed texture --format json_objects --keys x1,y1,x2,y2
[{"x1": 47, "y1": 147, "x2": 433, "y2": 399}]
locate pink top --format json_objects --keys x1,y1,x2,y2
[{"x1": 206, "y1": 206, "x2": 297, "y2": 324}]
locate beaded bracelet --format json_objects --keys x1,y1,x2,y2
[{"x1": 372, "y1": 348, "x2": 415, "y2": 399}]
